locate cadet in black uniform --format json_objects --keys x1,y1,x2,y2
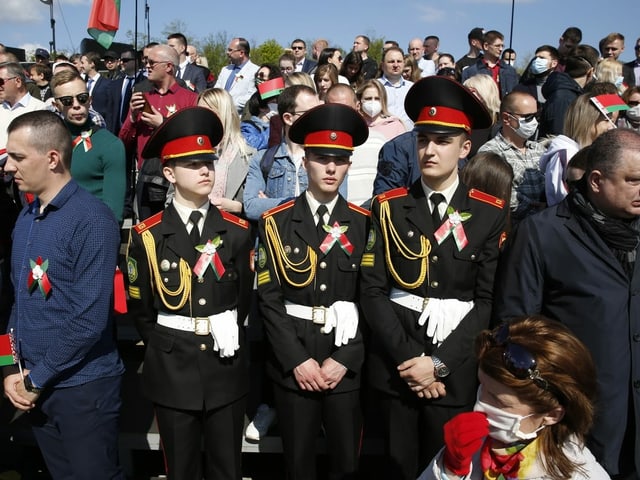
[
  {"x1": 256, "y1": 103, "x2": 370, "y2": 479},
  {"x1": 359, "y1": 76, "x2": 509, "y2": 480},
  {"x1": 126, "y1": 107, "x2": 253, "y2": 480}
]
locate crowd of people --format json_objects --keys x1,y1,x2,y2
[{"x1": 1, "y1": 24, "x2": 640, "y2": 480}]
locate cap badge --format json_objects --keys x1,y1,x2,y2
[
  {"x1": 196, "y1": 136, "x2": 205, "y2": 146},
  {"x1": 329, "y1": 132, "x2": 338, "y2": 141},
  {"x1": 429, "y1": 107, "x2": 437, "y2": 117}
]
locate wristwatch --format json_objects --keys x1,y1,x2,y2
[
  {"x1": 24, "y1": 375, "x2": 43, "y2": 395},
  {"x1": 432, "y1": 356, "x2": 450, "y2": 379}
]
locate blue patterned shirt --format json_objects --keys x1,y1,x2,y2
[{"x1": 8, "y1": 180, "x2": 124, "y2": 388}]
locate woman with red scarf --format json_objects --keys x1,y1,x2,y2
[{"x1": 418, "y1": 316, "x2": 610, "y2": 480}]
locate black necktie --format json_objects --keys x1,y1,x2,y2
[
  {"x1": 316, "y1": 205, "x2": 328, "y2": 240},
  {"x1": 430, "y1": 193, "x2": 446, "y2": 227},
  {"x1": 188, "y1": 210, "x2": 202, "y2": 245}
]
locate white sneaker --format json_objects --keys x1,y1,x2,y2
[{"x1": 245, "y1": 403, "x2": 277, "y2": 441}]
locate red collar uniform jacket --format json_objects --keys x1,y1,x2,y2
[{"x1": 126, "y1": 203, "x2": 253, "y2": 410}]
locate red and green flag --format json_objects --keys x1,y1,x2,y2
[
  {"x1": 87, "y1": 0, "x2": 121, "y2": 49},
  {"x1": 0, "y1": 333, "x2": 18, "y2": 367}
]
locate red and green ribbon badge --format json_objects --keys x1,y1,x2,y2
[
  {"x1": 434, "y1": 207, "x2": 471, "y2": 251},
  {"x1": 193, "y1": 237, "x2": 226, "y2": 280},
  {"x1": 72, "y1": 130, "x2": 93, "y2": 152},
  {"x1": 319, "y1": 222, "x2": 354, "y2": 256},
  {"x1": 27, "y1": 256, "x2": 52, "y2": 297}
]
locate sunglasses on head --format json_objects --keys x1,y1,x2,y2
[
  {"x1": 55, "y1": 93, "x2": 90, "y2": 107},
  {"x1": 492, "y1": 323, "x2": 549, "y2": 391}
]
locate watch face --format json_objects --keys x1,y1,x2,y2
[{"x1": 437, "y1": 366, "x2": 450, "y2": 377}]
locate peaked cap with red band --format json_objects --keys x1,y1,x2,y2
[
  {"x1": 404, "y1": 76, "x2": 493, "y2": 134},
  {"x1": 258, "y1": 77, "x2": 285, "y2": 100},
  {"x1": 288, "y1": 103, "x2": 369, "y2": 157},
  {"x1": 142, "y1": 107, "x2": 223, "y2": 164}
]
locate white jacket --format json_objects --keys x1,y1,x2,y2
[
  {"x1": 417, "y1": 436, "x2": 610, "y2": 480},
  {"x1": 538, "y1": 135, "x2": 580, "y2": 207}
]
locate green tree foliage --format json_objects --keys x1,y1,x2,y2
[
  {"x1": 368, "y1": 36, "x2": 386, "y2": 63},
  {"x1": 252, "y1": 39, "x2": 285, "y2": 66},
  {"x1": 201, "y1": 32, "x2": 231, "y2": 79}
]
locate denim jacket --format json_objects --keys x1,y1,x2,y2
[{"x1": 244, "y1": 141, "x2": 347, "y2": 221}]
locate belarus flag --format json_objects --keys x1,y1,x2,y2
[
  {"x1": 0, "y1": 333, "x2": 17, "y2": 367},
  {"x1": 87, "y1": 0, "x2": 121, "y2": 49}
]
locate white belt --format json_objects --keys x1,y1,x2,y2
[
  {"x1": 389, "y1": 287, "x2": 430, "y2": 313},
  {"x1": 284, "y1": 301, "x2": 332, "y2": 325},
  {"x1": 284, "y1": 300, "x2": 358, "y2": 347},
  {"x1": 157, "y1": 313, "x2": 203, "y2": 332},
  {"x1": 157, "y1": 311, "x2": 235, "y2": 335}
]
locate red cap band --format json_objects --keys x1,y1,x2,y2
[
  {"x1": 304, "y1": 130, "x2": 354, "y2": 151},
  {"x1": 415, "y1": 105, "x2": 472, "y2": 132},
  {"x1": 160, "y1": 135, "x2": 215, "y2": 161}
]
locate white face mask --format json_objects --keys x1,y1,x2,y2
[
  {"x1": 361, "y1": 100, "x2": 382, "y2": 118},
  {"x1": 474, "y1": 389, "x2": 545, "y2": 444},
  {"x1": 626, "y1": 105, "x2": 640, "y2": 122},
  {"x1": 510, "y1": 115, "x2": 539, "y2": 139}
]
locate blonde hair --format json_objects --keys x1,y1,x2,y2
[
  {"x1": 356, "y1": 79, "x2": 392, "y2": 117},
  {"x1": 463, "y1": 74, "x2": 500, "y2": 124},
  {"x1": 197, "y1": 88, "x2": 251, "y2": 158},
  {"x1": 595, "y1": 57, "x2": 626, "y2": 95},
  {"x1": 285, "y1": 72, "x2": 316, "y2": 90},
  {"x1": 403, "y1": 55, "x2": 422, "y2": 82},
  {"x1": 563, "y1": 93, "x2": 610, "y2": 147}
]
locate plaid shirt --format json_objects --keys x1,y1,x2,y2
[{"x1": 478, "y1": 132, "x2": 547, "y2": 222}]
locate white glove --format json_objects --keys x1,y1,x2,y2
[
  {"x1": 418, "y1": 297, "x2": 435, "y2": 327},
  {"x1": 425, "y1": 298, "x2": 443, "y2": 339},
  {"x1": 426, "y1": 299, "x2": 474, "y2": 345},
  {"x1": 331, "y1": 301, "x2": 359, "y2": 347},
  {"x1": 210, "y1": 309, "x2": 239, "y2": 358}
]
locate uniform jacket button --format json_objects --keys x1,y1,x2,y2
[
  {"x1": 319, "y1": 261, "x2": 327, "y2": 269},
  {"x1": 199, "y1": 343, "x2": 207, "y2": 351},
  {"x1": 430, "y1": 280, "x2": 439, "y2": 288},
  {"x1": 431, "y1": 255, "x2": 439, "y2": 263},
  {"x1": 198, "y1": 298, "x2": 206, "y2": 306},
  {"x1": 319, "y1": 284, "x2": 327, "y2": 292}
]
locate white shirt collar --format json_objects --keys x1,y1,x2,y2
[
  {"x1": 305, "y1": 191, "x2": 340, "y2": 223},
  {"x1": 172, "y1": 199, "x2": 210, "y2": 232},
  {"x1": 421, "y1": 176, "x2": 460, "y2": 214}
]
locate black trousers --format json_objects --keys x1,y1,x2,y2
[
  {"x1": 154, "y1": 395, "x2": 246, "y2": 480},
  {"x1": 274, "y1": 383, "x2": 361, "y2": 480},
  {"x1": 375, "y1": 390, "x2": 468, "y2": 480}
]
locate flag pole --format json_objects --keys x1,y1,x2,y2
[{"x1": 40, "y1": 0, "x2": 56, "y2": 55}]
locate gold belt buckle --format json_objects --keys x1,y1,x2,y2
[
  {"x1": 422, "y1": 297, "x2": 430, "y2": 311},
  {"x1": 312, "y1": 307, "x2": 327, "y2": 325},
  {"x1": 194, "y1": 317, "x2": 210, "y2": 335}
]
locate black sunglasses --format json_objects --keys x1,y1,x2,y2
[
  {"x1": 492, "y1": 323, "x2": 549, "y2": 391},
  {"x1": 508, "y1": 112, "x2": 538, "y2": 123},
  {"x1": 55, "y1": 93, "x2": 90, "y2": 107}
]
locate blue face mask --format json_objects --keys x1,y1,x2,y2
[{"x1": 530, "y1": 57, "x2": 550, "y2": 75}]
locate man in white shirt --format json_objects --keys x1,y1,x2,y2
[
  {"x1": 378, "y1": 47, "x2": 414, "y2": 130},
  {"x1": 214, "y1": 37, "x2": 259, "y2": 113},
  {"x1": 0, "y1": 62, "x2": 46, "y2": 149}
]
